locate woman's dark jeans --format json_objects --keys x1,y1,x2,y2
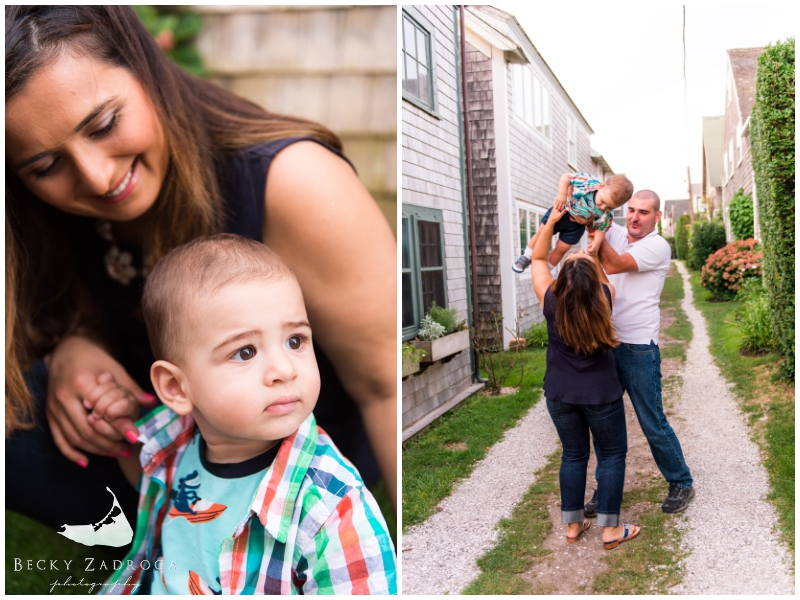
[
  {"x1": 5, "y1": 360, "x2": 139, "y2": 554},
  {"x1": 546, "y1": 397, "x2": 627, "y2": 527}
]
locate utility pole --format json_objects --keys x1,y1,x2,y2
[{"x1": 687, "y1": 166, "x2": 695, "y2": 225}]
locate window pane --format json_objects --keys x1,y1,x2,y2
[
  {"x1": 513, "y1": 65, "x2": 524, "y2": 118},
  {"x1": 533, "y1": 76, "x2": 542, "y2": 131},
  {"x1": 418, "y1": 64, "x2": 431, "y2": 106},
  {"x1": 523, "y1": 69, "x2": 533, "y2": 125},
  {"x1": 417, "y1": 220, "x2": 442, "y2": 268},
  {"x1": 403, "y1": 17, "x2": 416, "y2": 59},
  {"x1": 402, "y1": 272, "x2": 415, "y2": 329},
  {"x1": 542, "y1": 87, "x2": 550, "y2": 138},
  {"x1": 518, "y1": 208, "x2": 527, "y2": 254},
  {"x1": 402, "y1": 217, "x2": 410, "y2": 269},
  {"x1": 416, "y1": 28, "x2": 428, "y2": 67},
  {"x1": 405, "y1": 54, "x2": 419, "y2": 99},
  {"x1": 421, "y1": 270, "x2": 446, "y2": 315}
]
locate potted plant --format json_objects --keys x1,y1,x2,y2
[
  {"x1": 411, "y1": 304, "x2": 470, "y2": 363},
  {"x1": 402, "y1": 344, "x2": 427, "y2": 378}
]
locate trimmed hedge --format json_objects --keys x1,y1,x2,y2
[
  {"x1": 751, "y1": 38, "x2": 795, "y2": 380},
  {"x1": 674, "y1": 213, "x2": 691, "y2": 261},
  {"x1": 729, "y1": 188, "x2": 755, "y2": 240},
  {"x1": 688, "y1": 219, "x2": 726, "y2": 270},
  {"x1": 664, "y1": 236, "x2": 677, "y2": 259}
]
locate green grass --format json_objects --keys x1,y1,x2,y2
[
  {"x1": 690, "y1": 272, "x2": 794, "y2": 553},
  {"x1": 5, "y1": 510, "x2": 118, "y2": 595},
  {"x1": 402, "y1": 347, "x2": 547, "y2": 531},
  {"x1": 592, "y1": 477, "x2": 687, "y2": 594},
  {"x1": 659, "y1": 264, "x2": 692, "y2": 360},
  {"x1": 462, "y1": 449, "x2": 560, "y2": 595}
]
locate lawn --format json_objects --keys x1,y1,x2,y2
[
  {"x1": 402, "y1": 346, "x2": 547, "y2": 531},
  {"x1": 689, "y1": 272, "x2": 794, "y2": 553}
]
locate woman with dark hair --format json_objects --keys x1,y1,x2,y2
[
  {"x1": 5, "y1": 5, "x2": 396, "y2": 533},
  {"x1": 531, "y1": 206, "x2": 639, "y2": 550}
]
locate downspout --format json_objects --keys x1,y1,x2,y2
[
  {"x1": 453, "y1": 6, "x2": 476, "y2": 381},
  {"x1": 458, "y1": 5, "x2": 485, "y2": 383}
]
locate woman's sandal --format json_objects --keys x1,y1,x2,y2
[
  {"x1": 602, "y1": 523, "x2": 641, "y2": 550},
  {"x1": 566, "y1": 519, "x2": 591, "y2": 543}
]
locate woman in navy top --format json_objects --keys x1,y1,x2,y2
[
  {"x1": 530, "y1": 206, "x2": 640, "y2": 550},
  {"x1": 5, "y1": 6, "x2": 396, "y2": 533}
]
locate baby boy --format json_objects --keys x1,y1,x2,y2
[
  {"x1": 92, "y1": 234, "x2": 396, "y2": 595},
  {"x1": 512, "y1": 173, "x2": 633, "y2": 272}
]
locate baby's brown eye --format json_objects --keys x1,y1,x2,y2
[
  {"x1": 232, "y1": 346, "x2": 256, "y2": 361},
  {"x1": 286, "y1": 336, "x2": 302, "y2": 350}
]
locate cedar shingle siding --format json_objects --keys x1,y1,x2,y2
[{"x1": 465, "y1": 44, "x2": 502, "y2": 343}]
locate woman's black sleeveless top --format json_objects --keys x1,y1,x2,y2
[
  {"x1": 542, "y1": 284, "x2": 623, "y2": 405},
  {"x1": 70, "y1": 138, "x2": 379, "y2": 484}
]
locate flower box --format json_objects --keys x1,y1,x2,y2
[
  {"x1": 402, "y1": 358, "x2": 421, "y2": 378},
  {"x1": 412, "y1": 330, "x2": 471, "y2": 363}
]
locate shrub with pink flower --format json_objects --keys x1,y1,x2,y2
[{"x1": 700, "y1": 239, "x2": 762, "y2": 300}]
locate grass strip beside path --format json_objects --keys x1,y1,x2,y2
[
  {"x1": 402, "y1": 348, "x2": 547, "y2": 531},
  {"x1": 660, "y1": 263, "x2": 692, "y2": 358},
  {"x1": 462, "y1": 449, "x2": 560, "y2": 595},
  {"x1": 689, "y1": 271, "x2": 794, "y2": 553},
  {"x1": 592, "y1": 478, "x2": 687, "y2": 594}
]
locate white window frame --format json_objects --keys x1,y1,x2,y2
[
  {"x1": 567, "y1": 114, "x2": 577, "y2": 168},
  {"x1": 512, "y1": 64, "x2": 550, "y2": 140},
  {"x1": 723, "y1": 148, "x2": 729, "y2": 183},
  {"x1": 515, "y1": 203, "x2": 552, "y2": 279},
  {"x1": 737, "y1": 124, "x2": 744, "y2": 166},
  {"x1": 728, "y1": 138, "x2": 735, "y2": 177}
]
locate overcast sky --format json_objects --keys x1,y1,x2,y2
[{"x1": 488, "y1": 3, "x2": 796, "y2": 199}]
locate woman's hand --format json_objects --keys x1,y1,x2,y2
[
  {"x1": 46, "y1": 336, "x2": 156, "y2": 467},
  {"x1": 548, "y1": 203, "x2": 567, "y2": 223}
]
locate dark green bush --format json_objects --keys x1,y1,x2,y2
[
  {"x1": 751, "y1": 38, "x2": 795, "y2": 380},
  {"x1": 674, "y1": 213, "x2": 691, "y2": 261},
  {"x1": 664, "y1": 236, "x2": 677, "y2": 259},
  {"x1": 729, "y1": 188, "x2": 755, "y2": 240},
  {"x1": 688, "y1": 219, "x2": 726, "y2": 270}
]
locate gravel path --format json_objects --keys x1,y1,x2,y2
[
  {"x1": 401, "y1": 398, "x2": 559, "y2": 595},
  {"x1": 669, "y1": 261, "x2": 794, "y2": 595},
  {"x1": 401, "y1": 261, "x2": 794, "y2": 595}
]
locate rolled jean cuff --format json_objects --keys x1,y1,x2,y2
[
  {"x1": 561, "y1": 508, "x2": 584, "y2": 524},
  {"x1": 596, "y1": 512, "x2": 620, "y2": 527}
]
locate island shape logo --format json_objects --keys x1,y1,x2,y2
[{"x1": 57, "y1": 487, "x2": 133, "y2": 547}]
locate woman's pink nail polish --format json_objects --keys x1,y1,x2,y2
[
  {"x1": 125, "y1": 431, "x2": 139, "y2": 444},
  {"x1": 119, "y1": 449, "x2": 131, "y2": 458},
  {"x1": 76, "y1": 460, "x2": 88, "y2": 468},
  {"x1": 141, "y1": 392, "x2": 157, "y2": 401}
]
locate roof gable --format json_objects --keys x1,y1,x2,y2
[{"x1": 726, "y1": 47, "x2": 765, "y2": 123}]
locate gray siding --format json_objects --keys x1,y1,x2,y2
[
  {"x1": 402, "y1": 6, "x2": 474, "y2": 433},
  {"x1": 505, "y1": 56, "x2": 593, "y2": 333}
]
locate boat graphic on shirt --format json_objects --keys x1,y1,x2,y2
[{"x1": 168, "y1": 470, "x2": 227, "y2": 523}]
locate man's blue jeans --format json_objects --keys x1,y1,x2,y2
[
  {"x1": 547, "y1": 397, "x2": 627, "y2": 527},
  {"x1": 612, "y1": 342, "x2": 693, "y2": 488}
]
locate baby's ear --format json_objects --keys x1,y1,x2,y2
[{"x1": 151, "y1": 360, "x2": 193, "y2": 416}]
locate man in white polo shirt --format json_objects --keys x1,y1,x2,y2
[{"x1": 585, "y1": 190, "x2": 694, "y2": 515}]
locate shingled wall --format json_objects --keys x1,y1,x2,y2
[{"x1": 464, "y1": 43, "x2": 502, "y2": 345}]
